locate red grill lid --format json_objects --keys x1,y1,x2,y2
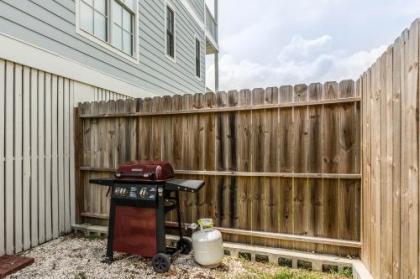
[{"x1": 115, "y1": 160, "x2": 175, "y2": 181}]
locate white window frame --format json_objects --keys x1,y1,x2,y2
[
  {"x1": 75, "y1": 0, "x2": 139, "y2": 64},
  {"x1": 164, "y1": 1, "x2": 177, "y2": 62}
]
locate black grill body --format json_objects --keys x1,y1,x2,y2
[{"x1": 89, "y1": 161, "x2": 205, "y2": 273}]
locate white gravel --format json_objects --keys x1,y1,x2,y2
[{"x1": 8, "y1": 235, "x2": 246, "y2": 279}]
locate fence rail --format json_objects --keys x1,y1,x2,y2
[
  {"x1": 76, "y1": 80, "x2": 361, "y2": 257},
  {"x1": 78, "y1": 97, "x2": 361, "y2": 118}
]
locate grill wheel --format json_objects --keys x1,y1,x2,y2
[
  {"x1": 152, "y1": 253, "x2": 171, "y2": 273},
  {"x1": 177, "y1": 238, "x2": 192, "y2": 255}
]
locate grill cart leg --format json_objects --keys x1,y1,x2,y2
[
  {"x1": 175, "y1": 191, "x2": 192, "y2": 255},
  {"x1": 175, "y1": 191, "x2": 183, "y2": 239},
  {"x1": 103, "y1": 201, "x2": 116, "y2": 263},
  {"x1": 156, "y1": 186, "x2": 167, "y2": 253}
]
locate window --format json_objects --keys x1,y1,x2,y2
[
  {"x1": 111, "y1": 1, "x2": 134, "y2": 56},
  {"x1": 80, "y1": 0, "x2": 108, "y2": 41},
  {"x1": 77, "y1": 0, "x2": 137, "y2": 61},
  {"x1": 195, "y1": 38, "x2": 201, "y2": 78},
  {"x1": 166, "y1": 6, "x2": 175, "y2": 58}
]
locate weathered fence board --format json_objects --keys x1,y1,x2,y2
[{"x1": 77, "y1": 81, "x2": 361, "y2": 257}]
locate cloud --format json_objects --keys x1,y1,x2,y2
[
  {"x1": 277, "y1": 35, "x2": 333, "y2": 63},
  {"x1": 207, "y1": 35, "x2": 387, "y2": 91}
]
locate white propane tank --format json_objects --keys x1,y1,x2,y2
[{"x1": 192, "y1": 218, "x2": 224, "y2": 267}]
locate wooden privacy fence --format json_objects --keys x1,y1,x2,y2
[
  {"x1": 360, "y1": 19, "x2": 420, "y2": 279},
  {"x1": 76, "y1": 80, "x2": 361, "y2": 257}
]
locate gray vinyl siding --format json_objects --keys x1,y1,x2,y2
[
  {"x1": 187, "y1": 0, "x2": 204, "y2": 20},
  {"x1": 0, "y1": 0, "x2": 206, "y2": 96}
]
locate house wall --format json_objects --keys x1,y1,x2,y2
[
  {"x1": 187, "y1": 0, "x2": 205, "y2": 20},
  {"x1": 0, "y1": 0, "x2": 206, "y2": 97},
  {"x1": 0, "y1": 58, "x2": 126, "y2": 256}
]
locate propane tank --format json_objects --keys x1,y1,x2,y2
[{"x1": 192, "y1": 218, "x2": 224, "y2": 267}]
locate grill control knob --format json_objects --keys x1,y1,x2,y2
[{"x1": 139, "y1": 187, "x2": 148, "y2": 198}]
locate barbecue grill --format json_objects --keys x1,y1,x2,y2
[{"x1": 89, "y1": 160, "x2": 205, "y2": 273}]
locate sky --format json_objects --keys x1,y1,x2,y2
[{"x1": 206, "y1": 0, "x2": 420, "y2": 91}]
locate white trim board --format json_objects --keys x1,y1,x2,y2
[{"x1": 0, "y1": 32, "x2": 159, "y2": 98}]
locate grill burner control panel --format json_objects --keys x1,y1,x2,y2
[{"x1": 113, "y1": 184, "x2": 157, "y2": 201}]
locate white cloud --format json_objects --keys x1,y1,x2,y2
[
  {"x1": 207, "y1": 35, "x2": 387, "y2": 91},
  {"x1": 277, "y1": 35, "x2": 333, "y2": 63}
]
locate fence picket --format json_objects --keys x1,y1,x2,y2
[
  {"x1": 308, "y1": 83, "x2": 323, "y2": 253},
  {"x1": 250, "y1": 88, "x2": 265, "y2": 246},
  {"x1": 391, "y1": 36, "x2": 402, "y2": 279},
  {"x1": 278, "y1": 85, "x2": 294, "y2": 250}
]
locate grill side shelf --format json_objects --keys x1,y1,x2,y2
[
  {"x1": 89, "y1": 178, "x2": 116, "y2": 187},
  {"x1": 165, "y1": 179, "x2": 205, "y2": 192}
]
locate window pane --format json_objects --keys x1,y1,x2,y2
[
  {"x1": 167, "y1": 34, "x2": 173, "y2": 57},
  {"x1": 112, "y1": 0, "x2": 122, "y2": 25},
  {"x1": 167, "y1": 7, "x2": 174, "y2": 34},
  {"x1": 94, "y1": 0, "x2": 106, "y2": 14},
  {"x1": 80, "y1": 2, "x2": 94, "y2": 34},
  {"x1": 196, "y1": 39, "x2": 200, "y2": 77},
  {"x1": 123, "y1": 31, "x2": 132, "y2": 55},
  {"x1": 94, "y1": 12, "x2": 107, "y2": 41},
  {"x1": 122, "y1": 9, "x2": 132, "y2": 32},
  {"x1": 112, "y1": 25, "x2": 122, "y2": 50},
  {"x1": 166, "y1": 6, "x2": 174, "y2": 57}
]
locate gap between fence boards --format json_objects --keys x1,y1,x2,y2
[
  {"x1": 78, "y1": 97, "x2": 361, "y2": 118},
  {"x1": 78, "y1": 167, "x2": 361, "y2": 179}
]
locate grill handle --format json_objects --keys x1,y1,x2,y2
[{"x1": 114, "y1": 172, "x2": 155, "y2": 179}]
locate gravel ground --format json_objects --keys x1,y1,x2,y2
[
  {"x1": 7, "y1": 235, "x2": 245, "y2": 279},
  {"x1": 8, "y1": 235, "x2": 350, "y2": 279}
]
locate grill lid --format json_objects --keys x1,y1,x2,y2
[{"x1": 115, "y1": 160, "x2": 175, "y2": 181}]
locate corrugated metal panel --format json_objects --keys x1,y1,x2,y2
[{"x1": 0, "y1": 0, "x2": 207, "y2": 96}]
